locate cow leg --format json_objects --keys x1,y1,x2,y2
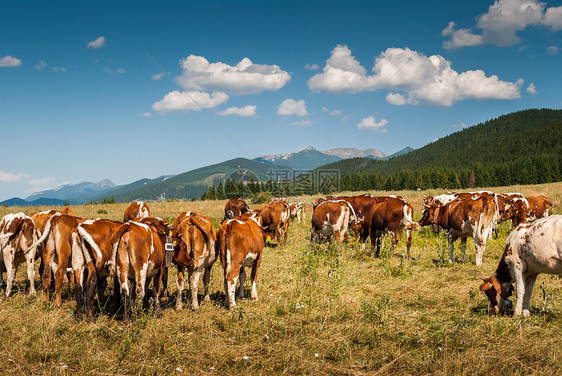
[
  {"x1": 513, "y1": 270, "x2": 526, "y2": 316},
  {"x1": 73, "y1": 266, "x2": 85, "y2": 320},
  {"x1": 25, "y1": 248, "x2": 37, "y2": 296},
  {"x1": 190, "y1": 265, "x2": 203, "y2": 310},
  {"x1": 448, "y1": 235, "x2": 458, "y2": 263},
  {"x1": 250, "y1": 254, "x2": 262, "y2": 301},
  {"x1": 85, "y1": 262, "x2": 97, "y2": 321},
  {"x1": 3, "y1": 249, "x2": 14, "y2": 297},
  {"x1": 202, "y1": 266, "x2": 212, "y2": 302},
  {"x1": 238, "y1": 267, "x2": 246, "y2": 299},
  {"x1": 41, "y1": 240, "x2": 54, "y2": 302},
  {"x1": 405, "y1": 226, "x2": 412, "y2": 259},
  {"x1": 175, "y1": 265, "x2": 185, "y2": 310},
  {"x1": 460, "y1": 237, "x2": 468, "y2": 263},
  {"x1": 226, "y1": 269, "x2": 240, "y2": 309},
  {"x1": 135, "y1": 268, "x2": 146, "y2": 317},
  {"x1": 120, "y1": 278, "x2": 131, "y2": 323},
  {"x1": 160, "y1": 266, "x2": 169, "y2": 298},
  {"x1": 152, "y1": 268, "x2": 163, "y2": 317},
  {"x1": 522, "y1": 274, "x2": 537, "y2": 317}
]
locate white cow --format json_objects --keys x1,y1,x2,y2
[{"x1": 480, "y1": 215, "x2": 562, "y2": 316}]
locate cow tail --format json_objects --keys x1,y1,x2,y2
[
  {"x1": 0, "y1": 216, "x2": 26, "y2": 241},
  {"x1": 190, "y1": 216, "x2": 211, "y2": 247},
  {"x1": 27, "y1": 213, "x2": 60, "y2": 250},
  {"x1": 479, "y1": 199, "x2": 496, "y2": 239},
  {"x1": 402, "y1": 204, "x2": 420, "y2": 231},
  {"x1": 110, "y1": 223, "x2": 130, "y2": 277}
]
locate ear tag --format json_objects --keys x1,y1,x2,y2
[
  {"x1": 173, "y1": 241, "x2": 177, "y2": 247},
  {"x1": 266, "y1": 235, "x2": 271, "y2": 242},
  {"x1": 169, "y1": 230, "x2": 172, "y2": 236}
]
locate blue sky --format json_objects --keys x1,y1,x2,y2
[{"x1": 1, "y1": 0, "x2": 561, "y2": 201}]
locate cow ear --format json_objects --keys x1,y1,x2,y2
[{"x1": 479, "y1": 277, "x2": 492, "y2": 291}]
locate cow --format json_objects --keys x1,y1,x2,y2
[
  {"x1": 70, "y1": 218, "x2": 123, "y2": 320},
  {"x1": 112, "y1": 217, "x2": 168, "y2": 322},
  {"x1": 501, "y1": 195, "x2": 553, "y2": 226},
  {"x1": 0, "y1": 213, "x2": 40, "y2": 297},
  {"x1": 216, "y1": 217, "x2": 264, "y2": 309},
  {"x1": 171, "y1": 212, "x2": 217, "y2": 310},
  {"x1": 28, "y1": 213, "x2": 86, "y2": 306},
  {"x1": 495, "y1": 193, "x2": 524, "y2": 221},
  {"x1": 123, "y1": 201, "x2": 150, "y2": 222},
  {"x1": 418, "y1": 196, "x2": 497, "y2": 265},
  {"x1": 313, "y1": 196, "x2": 336, "y2": 209},
  {"x1": 367, "y1": 198, "x2": 420, "y2": 258},
  {"x1": 310, "y1": 200, "x2": 357, "y2": 243},
  {"x1": 480, "y1": 215, "x2": 562, "y2": 316},
  {"x1": 258, "y1": 200, "x2": 290, "y2": 245},
  {"x1": 288, "y1": 202, "x2": 305, "y2": 223},
  {"x1": 224, "y1": 198, "x2": 250, "y2": 219}
]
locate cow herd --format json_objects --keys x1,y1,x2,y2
[{"x1": 0, "y1": 191, "x2": 559, "y2": 320}]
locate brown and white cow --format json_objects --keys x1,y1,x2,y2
[
  {"x1": 70, "y1": 218, "x2": 123, "y2": 320},
  {"x1": 367, "y1": 198, "x2": 419, "y2": 258},
  {"x1": 112, "y1": 217, "x2": 168, "y2": 321},
  {"x1": 419, "y1": 196, "x2": 497, "y2": 265},
  {"x1": 310, "y1": 200, "x2": 357, "y2": 243},
  {"x1": 224, "y1": 198, "x2": 250, "y2": 219},
  {"x1": 495, "y1": 193, "x2": 524, "y2": 221},
  {"x1": 123, "y1": 201, "x2": 150, "y2": 222},
  {"x1": 0, "y1": 213, "x2": 40, "y2": 297},
  {"x1": 28, "y1": 213, "x2": 86, "y2": 306},
  {"x1": 501, "y1": 195, "x2": 553, "y2": 226},
  {"x1": 171, "y1": 212, "x2": 217, "y2": 310},
  {"x1": 217, "y1": 217, "x2": 264, "y2": 309},
  {"x1": 258, "y1": 200, "x2": 291, "y2": 245},
  {"x1": 288, "y1": 202, "x2": 305, "y2": 223},
  {"x1": 480, "y1": 215, "x2": 562, "y2": 316}
]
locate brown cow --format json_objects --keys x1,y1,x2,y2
[
  {"x1": 0, "y1": 213, "x2": 40, "y2": 297},
  {"x1": 217, "y1": 217, "x2": 264, "y2": 309},
  {"x1": 501, "y1": 195, "x2": 553, "y2": 226},
  {"x1": 495, "y1": 193, "x2": 524, "y2": 221},
  {"x1": 310, "y1": 200, "x2": 356, "y2": 242},
  {"x1": 28, "y1": 213, "x2": 86, "y2": 306},
  {"x1": 224, "y1": 198, "x2": 250, "y2": 219},
  {"x1": 123, "y1": 201, "x2": 150, "y2": 222},
  {"x1": 71, "y1": 218, "x2": 123, "y2": 320},
  {"x1": 112, "y1": 217, "x2": 168, "y2": 321},
  {"x1": 172, "y1": 212, "x2": 217, "y2": 310},
  {"x1": 258, "y1": 200, "x2": 290, "y2": 245},
  {"x1": 367, "y1": 198, "x2": 419, "y2": 258},
  {"x1": 419, "y1": 196, "x2": 497, "y2": 265}
]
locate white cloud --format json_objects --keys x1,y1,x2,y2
[
  {"x1": 29, "y1": 177, "x2": 56, "y2": 186},
  {"x1": 153, "y1": 90, "x2": 228, "y2": 113},
  {"x1": 357, "y1": 116, "x2": 388, "y2": 132},
  {"x1": 547, "y1": 45, "x2": 560, "y2": 54},
  {"x1": 52, "y1": 66, "x2": 66, "y2": 73},
  {"x1": 386, "y1": 92, "x2": 406, "y2": 105},
  {"x1": 0, "y1": 170, "x2": 30, "y2": 182},
  {"x1": 105, "y1": 67, "x2": 125, "y2": 75},
  {"x1": 217, "y1": 105, "x2": 257, "y2": 117},
  {"x1": 330, "y1": 109, "x2": 342, "y2": 116},
  {"x1": 141, "y1": 112, "x2": 152, "y2": 117},
  {"x1": 278, "y1": 99, "x2": 307, "y2": 116},
  {"x1": 291, "y1": 119, "x2": 312, "y2": 126},
  {"x1": 308, "y1": 45, "x2": 522, "y2": 106},
  {"x1": 442, "y1": 0, "x2": 562, "y2": 49},
  {"x1": 305, "y1": 64, "x2": 319, "y2": 70},
  {"x1": 176, "y1": 55, "x2": 291, "y2": 95},
  {"x1": 0, "y1": 55, "x2": 22, "y2": 67},
  {"x1": 151, "y1": 72, "x2": 170, "y2": 80},
  {"x1": 527, "y1": 83, "x2": 537, "y2": 94},
  {"x1": 450, "y1": 122, "x2": 468, "y2": 129},
  {"x1": 87, "y1": 36, "x2": 106, "y2": 49},
  {"x1": 34, "y1": 60, "x2": 47, "y2": 70}
]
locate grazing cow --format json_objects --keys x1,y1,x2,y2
[
  {"x1": 123, "y1": 201, "x2": 150, "y2": 222},
  {"x1": 0, "y1": 213, "x2": 40, "y2": 297},
  {"x1": 258, "y1": 200, "x2": 291, "y2": 245},
  {"x1": 224, "y1": 198, "x2": 250, "y2": 219},
  {"x1": 367, "y1": 198, "x2": 420, "y2": 258},
  {"x1": 501, "y1": 195, "x2": 553, "y2": 226},
  {"x1": 70, "y1": 218, "x2": 123, "y2": 320},
  {"x1": 310, "y1": 200, "x2": 356, "y2": 243},
  {"x1": 480, "y1": 215, "x2": 562, "y2": 316},
  {"x1": 112, "y1": 217, "x2": 168, "y2": 321},
  {"x1": 217, "y1": 217, "x2": 264, "y2": 309},
  {"x1": 28, "y1": 213, "x2": 86, "y2": 306},
  {"x1": 171, "y1": 212, "x2": 217, "y2": 310},
  {"x1": 495, "y1": 193, "x2": 524, "y2": 221},
  {"x1": 419, "y1": 196, "x2": 497, "y2": 265},
  {"x1": 288, "y1": 202, "x2": 305, "y2": 223}
]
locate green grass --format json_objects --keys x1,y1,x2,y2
[{"x1": 0, "y1": 183, "x2": 561, "y2": 375}]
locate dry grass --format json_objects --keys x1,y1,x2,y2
[{"x1": 0, "y1": 182, "x2": 561, "y2": 375}]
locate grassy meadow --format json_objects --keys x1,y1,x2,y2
[{"x1": 0, "y1": 182, "x2": 561, "y2": 375}]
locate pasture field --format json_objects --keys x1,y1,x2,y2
[{"x1": 0, "y1": 183, "x2": 561, "y2": 375}]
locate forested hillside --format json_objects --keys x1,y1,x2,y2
[{"x1": 321, "y1": 108, "x2": 562, "y2": 191}]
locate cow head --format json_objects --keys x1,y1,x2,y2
[
  {"x1": 479, "y1": 275, "x2": 513, "y2": 314},
  {"x1": 418, "y1": 204, "x2": 437, "y2": 227},
  {"x1": 502, "y1": 199, "x2": 526, "y2": 225}
]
